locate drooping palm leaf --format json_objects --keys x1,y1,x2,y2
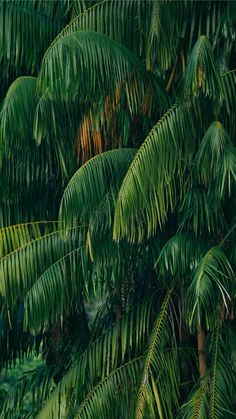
[
  {"x1": 114, "y1": 104, "x2": 195, "y2": 242},
  {"x1": 135, "y1": 288, "x2": 179, "y2": 419},
  {"x1": 74, "y1": 358, "x2": 142, "y2": 419},
  {"x1": 25, "y1": 246, "x2": 87, "y2": 333},
  {"x1": 37, "y1": 30, "x2": 153, "y2": 113},
  {"x1": 36, "y1": 297, "x2": 156, "y2": 419},
  {"x1": 156, "y1": 233, "x2": 208, "y2": 277},
  {"x1": 59, "y1": 148, "x2": 136, "y2": 229},
  {"x1": 186, "y1": 246, "x2": 234, "y2": 330},
  {"x1": 0, "y1": 226, "x2": 84, "y2": 306},
  {"x1": 184, "y1": 36, "x2": 222, "y2": 101},
  {"x1": 195, "y1": 121, "x2": 236, "y2": 197},
  {"x1": 0, "y1": 0, "x2": 67, "y2": 79}
]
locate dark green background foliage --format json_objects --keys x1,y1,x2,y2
[{"x1": 0, "y1": 1, "x2": 236, "y2": 418}]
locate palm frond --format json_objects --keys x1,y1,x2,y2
[
  {"x1": 36, "y1": 297, "x2": 156, "y2": 419},
  {"x1": 195, "y1": 121, "x2": 236, "y2": 197},
  {"x1": 74, "y1": 358, "x2": 142, "y2": 419},
  {"x1": 59, "y1": 148, "x2": 136, "y2": 229},
  {"x1": 135, "y1": 288, "x2": 179, "y2": 419},
  {"x1": 179, "y1": 186, "x2": 226, "y2": 236},
  {"x1": 37, "y1": 30, "x2": 153, "y2": 113},
  {"x1": 156, "y1": 233, "x2": 208, "y2": 277},
  {"x1": 209, "y1": 321, "x2": 236, "y2": 419},
  {"x1": 38, "y1": 0, "x2": 151, "y2": 62},
  {"x1": 0, "y1": 0, "x2": 66, "y2": 77},
  {"x1": 0, "y1": 221, "x2": 57, "y2": 259},
  {"x1": 114, "y1": 104, "x2": 195, "y2": 242},
  {"x1": 1, "y1": 364, "x2": 56, "y2": 419},
  {"x1": 184, "y1": 36, "x2": 222, "y2": 100},
  {"x1": 181, "y1": 375, "x2": 209, "y2": 419},
  {"x1": 25, "y1": 246, "x2": 87, "y2": 333},
  {"x1": 186, "y1": 246, "x2": 234, "y2": 330},
  {"x1": 0, "y1": 77, "x2": 37, "y2": 152},
  {"x1": 0, "y1": 226, "x2": 84, "y2": 306},
  {"x1": 221, "y1": 70, "x2": 236, "y2": 118}
]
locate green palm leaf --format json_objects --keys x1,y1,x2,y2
[
  {"x1": 37, "y1": 30, "x2": 152, "y2": 111},
  {"x1": 0, "y1": 221, "x2": 57, "y2": 259},
  {"x1": 186, "y1": 246, "x2": 234, "y2": 330},
  {"x1": 0, "y1": 77, "x2": 37, "y2": 152},
  {"x1": 181, "y1": 375, "x2": 209, "y2": 419},
  {"x1": 59, "y1": 148, "x2": 136, "y2": 229},
  {"x1": 0, "y1": 0, "x2": 66, "y2": 77},
  {"x1": 0, "y1": 226, "x2": 84, "y2": 306},
  {"x1": 209, "y1": 322, "x2": 236, "y2": 419},
  {"x1": 184, "y1": 36, "x2": 222, "y2": 100},
  {"x1": 195, "y1": 121, "x2": 236, "y2": 197},
  {"x1": 114, "y1": 104, "x2": 195, "y2": 242},
  {"x1": 74, "y1": 358, "x2": 142, "y2": 419},
  {"x1": 156, "y1": 233, "x2": 208, "y2": 277},
  {"x1": 36, "y1": 297, "x2": 155, "y2": 419},
  {"x1": 136, "y1": 288, "x2": 178, "y2": 419},
  {"x1": 25, "y1": 246, "x2": 87, "y2": 333},
  {"x1": 38, "y1": 0, "x2": 151, "y2": 62}
]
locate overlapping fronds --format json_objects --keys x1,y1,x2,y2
[
  {"x1": 195, "y1": 121, "x2": 236, "y2": 197},
  {"x1": 135, "y1": 288, "x2": 179, "y2": 419},
  {"x1": 0, "y1": 226, "x2": 84, "y2": 306},
  {"x1": 37, "y1": 30, "x2": 152, "y2": 111},
  {"x1": 59, "y1": 148, "x2": 136, "y2": 228},
  {"x1": 36, "y1": 297, "x2": 156, "y2": 419},
  {"x1": 206, "y1": 322, "x2": 236, "y2": 419},
  {"x1": 76, "y1": 358, "x2": 142, "y2": 419},
  {"x1": 0, "y1": 221, "x2": 57, "y2": 259},
  {"x1": 184, "y1": 36, "x2": 222, "y2": 100},
  {"x1": 156, "y1": 233, "x2": 208, "y2": 277},
  {"x1": 39, "y1": 0, "x2": 151, "y2": 62},
  {"x1": 0, "y1": 0, "x2": 66, "y2": 77},
  {"x1": 181, "y1": 375, "x2": 209, "y2": 419},
  {"x1": 179, "y1": 186, "x2": 226, "y2": 236},
  {"x1": 114, "y1": 104, "x2": 195, "y2": 242},
  {"x1": 221, "y1": 70, "x2": 236, "y2": 118},
  {"x1": 0, "y1": 77, "x2": 37, "y2": 152},
  {"x1": 1, "y1": 364, "x2": 55, "y2": 419},
  {"x1": 25, "y1": 246, "x2": 87, "y2": 333},
  {"x1": 186, "y1": 247, "x2": 234, "y2": 330}
]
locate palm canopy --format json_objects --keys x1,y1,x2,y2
[{"x1": 0, "y1": 1, "x2": 236, "y2": 418}]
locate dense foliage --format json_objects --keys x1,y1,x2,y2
[{"x1": 0, "y1": 0, "x2": 236, "y2": 417}]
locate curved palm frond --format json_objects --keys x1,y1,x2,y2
[
  {"x1": 156, "y1": 233, "x2": 208, "y2": 277},
  {"x1": 221, "y1": 70, "x2": 236, "y2": 118},
  {"x1": 195, "y1": 121, "x2": 236, "y2": 197},
  {"x1": 0, "y1": 77, "x2": 37, "y2": 152},
  {"x1": 181, "y1": 375, "x2": 209, "y2": 419},
  {"x1": 37, "y1": 30, "x2": 153, "y2": 113},
  {"x1": 179, "y1": 186, "x2": 226, "y2": 236},
  {"x1": 38, "y1": 0, "x2": 151, "y2": 62},
  {"x1": 0, "y1": 221, "x2": 57, "y2": 259},
  {"x1": 36, "y1": 297, "x2": 156, "y2": 419},
  {"x1": 74, "y1": 358, "x2": 142, "y2": 419},
  {"x1": 114, "y1": 104, "x2": 195, "y2": 242},
  {"x1": 1, "y1": 364, "x2": 56, "y2": 419},
  {"x1": 186, "y1": 246, "x2": 234, "y2": 330},
  {"x1": 184, "y1": 36, "x2": 222, "y2": 100},
  {"x1": 135, "y1": 288, "x2": 179, "y2": 419},
  {"x1": 25, "y1": 245, "x2": 87, "y2": 333},
  {"x1": 0, "y1": 226, "x2": 84, "y2": 306},
  {"x1": 59, "y1": 148, "x2": 136, "y2": 228},
  {"x1": 0, "y1": 0, "x2": 67, "y2": 78},
  {"x1": 209, "y1": 321, "x2": 236, "y2": 419}
]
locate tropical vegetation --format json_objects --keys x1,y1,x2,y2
[{"x1": 0, "y1": 0, "x2": 236, "y2": 418}]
